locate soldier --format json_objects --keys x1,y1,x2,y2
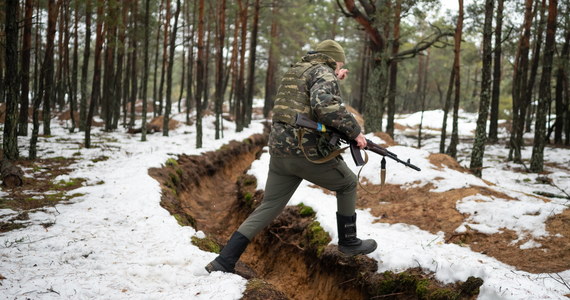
[{"x1": 206, "y1": 40, "x2": 377, "y2": 274}]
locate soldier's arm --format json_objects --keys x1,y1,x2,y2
[{"x1": 309, "y1": 67, "x2": 361, "y2": 140}]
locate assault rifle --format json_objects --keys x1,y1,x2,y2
[{"x1": 295, "y1": 113, "x2": 421, "y2": 171}]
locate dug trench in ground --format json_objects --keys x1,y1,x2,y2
[{"x1": 149, "y1": 132, "x2": 482, "y2": 300}]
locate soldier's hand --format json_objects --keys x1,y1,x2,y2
[{"x1": 355, "y1": 133, "x2": 367, "y2": 149}]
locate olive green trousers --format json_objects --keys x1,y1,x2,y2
[{"x1": 237, "y1": 155, "x2": 357, "y2": 240}]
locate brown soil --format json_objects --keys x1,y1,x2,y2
[
  {"x1": 357, "y1": 176, "x2": 570, "y2": 274},
  {"x1": 0, "y1": 157, "x2": 86, "y2": 232}
]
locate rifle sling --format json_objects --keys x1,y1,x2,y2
[{"x1": 297, "y1": 128, "x2": 348, "y2": 164}]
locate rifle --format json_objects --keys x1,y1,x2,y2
[{"x1": 295, "y1": 113, "x2": 421, "y2": 171}]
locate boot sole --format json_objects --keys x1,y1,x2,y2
[{"x1": 338, "y1": 241, "x2": 378, "y2": 256}]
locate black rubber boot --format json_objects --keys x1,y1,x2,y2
[
  {"x1": 336, "y1": 212, "x2": 377, "y2": 256},
  {"x1": 205, "y1": 231, "x2": 250, "y2": 273}
]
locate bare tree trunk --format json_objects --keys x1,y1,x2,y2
[
  {"x1": 418, "y1": 49, "x2": 430, "y2": 149},
  {"x1": 524, "y1": 0, "x2": 546, "y2": 134},
  {"x1": 263, "y1": 1, "x2": 279, "y2": 119},
  {"x1": 245, "y1": 0, "x2": 260, "y2": 126},
  {"x1": 115, "y1": 0, "x2": 129, "y2": 129},
  {"x1": 386, "y1": 0, "x2": 401, "y2": 138},
  {"x1": 17, "y1": 0, "x2": 34, "y2": 137},
  {"x1": 80, "y1": 0, "x2": 92, "y2": 132},
  {"x1": 447, "y1": 0, "x2": 464, "y2": 158},
  {"x1": 530, "y1": 0, "x2": 558, "y2": 172},
  {"x1": 102, "y1": 0, "x2": 118, "y2": 131},
  {"x1": 152, "y1": 0, "x2": 164, "y2": 117},
  {"x1": 470, "y1": 0, "x2": 495, "y2": 177},
  {"x1": 554, "y1": 22, "x2": 569, "y2": 144},
  {"x1": 509, "y1": 0, "x2": 535, "y2": 162},
  {"x1": 439, "y1": 67, "x2": 455, "y2": 154},
  {"x1": 69, "y1": 0, "x2": 80, "y2": 133},
  {"x1": 185, "y1": 0, "x2": 197, "y2": 125},
  {"x1": 195, "y1": 0, "x2": 205, "y2": 148},
  {"x1": 215, "y1": 0, "x2": 227, "y2": 139},
  {"x1": 42, "y1": 1, "x2": 61, "y2": 136},
  {"x1": 85, "y1": 0, "x2": 105, "y2": 148},
  {"x1": 142, "y1": 0, "x2": 150, "y2": 142},
  {"x1": 31, "y1": 0, "x2": 59, "y2": 159},
  {"x1": 163, "y1": 0, "x2": 181, "y2": 136},
  {"x1": 157, "y1": 0, "x2": 171, "y2": 116},
  {"x1": 488, "y1": 0, "x2": 504, "y2": 143},
  {"x1": 235, "y1": 0, "x2": 248, "y2": 132},
  {"x1": 3, "y1": 0, "x2": 20, "y2": 160},
  {"x1": 129, "y1": 1, "x2": 139, "y2": 129}
]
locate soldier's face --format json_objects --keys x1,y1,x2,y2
[{"x1": 335, "y1": 62, "x2": 349, "y2": 80}]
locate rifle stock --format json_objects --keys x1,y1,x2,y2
[{"x1": 294, "y1": 113, "x2": 421, "y2": 171}]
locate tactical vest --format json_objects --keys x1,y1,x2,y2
[{"x1": 272, "y1": 60, "x2": 322, "y2": 125}]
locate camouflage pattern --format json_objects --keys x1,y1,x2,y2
[{"x1": 269, "y1": 53, "x2": 361, "y2": 159}]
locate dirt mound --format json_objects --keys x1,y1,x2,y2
[
  {"x1": 150, "y1": 115, "x2": 180, "y2": 131},
  {"x1": 373, "y1": 132, "x2": 397, "y2": 147},
  {"x1": 428, "y1": 153, "x2": 470, "y2": 173}
]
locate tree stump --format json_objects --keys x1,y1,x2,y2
[{"x1": 1, "y1": 160, "x2": 24, "y2": 187}]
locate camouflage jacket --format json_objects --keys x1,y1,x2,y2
[{"x1": 269, "y1": 53, "x2": 361, "y2": 159}]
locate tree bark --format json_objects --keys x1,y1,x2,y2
[
  {"x1": 215, "y1": 0, "x2": 227, "y2": 139},
  {"x1": 439, "y1": 67, "x2": 455, "y2": 154},
  {"x1": 80, "y1": 0, "x2": 92, "y2": 132},
  {"x1": 142, "y1": 0, "x2": 150, "y2": 142},
  {"x1": 447, "y1": 0, "x2": 464, "y2": 158},
  {"x1": 245, "y1": 0, "x2": 261, "y2": 126},
  {"x1": 263, "y1": 2, "x2": 279, "y2": 119},
  {"x1": 30, "y1": 0, "x2": 59, "y2": 159},
  {"x1": 163, "y1": 0, "x2": 181, "y2": 136},
  {"x1": 235, "y1": 0, "x2": 249, "y2": 132},
  {"x1": 554, "y1": 22, "x2": 569, "y2": 144},
  {"x1": 470, "y1": 0, "x2": 495, "y2": 177},
  {"x1": 3, "y1": 0, "x2": 20, "y2": 160},
  {"x1": 17, "y1": 0, "x2": 34, "y2": 137},
  {"x1": 386, "y1": 0, "x2": 401, "y2": 138},
  {"x1": 530, "y1": 0, "x2": 558, "y2": 172},
  {"x1": 157, "y1": 0, "x2": 171, "y2": 116},
  {"x1": 85, "y1": 0, "x2": 105, "y2": 148},
  {"x1": 488, "y1": 0, "x2": 504, "y2": 143},
  {"x1": 128, "y1": 0, "x2": 139, "y2": 129},
  {"x1": 195, "y1": 0, "x2": 205, "y2": 148},
  {"x1": 1, "y1": 160, "x2": 24, "y2": 187},
  {"x1": 509, "y1": 0, "x2": 535, "y2": 162}
]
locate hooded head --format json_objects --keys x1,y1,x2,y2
[{"x1": 315, "y1": 40, "x2": 346, "y2": 63}]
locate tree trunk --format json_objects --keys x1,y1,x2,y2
[
  {"x1": 439, "y1": 67, "x2": 455, "y2": 154},
  {"x1": 1, "y1": 160, "x2": 24, "y2": 187},
  {"x1": 3, "y1": 0, "x2": 20, "y2": 160},
  {"x1": 235, "y1": 0, "x2": 249, "y2": 132},
  {"x1": 488, "y1": 0, "x2": 504, "y2": 143},
  {"x1": 80, "y1": 0, "x2": 92, "y2": 132},
  {"x1": 447, "y1": 0, "x2": 464, "y2": 158},
  {"x1": 85, "y1": 0, "x2": 105, "y2": 148},
  {"x1": 142, "y1": 0, "x2": 150, "y2": 142},
  {"x1": 185, "y1": 0, "x2": 197, "y2": 125},
  {"x1": 102, "y1": 0, "x2": 118, "y2": 131},
  {"x1": 470, "y1": 0, "x2": 495, "y2": 177},
  {"x1": 152, "y1": 0, "x2": 164, "y2": 117},
  {"x1": 128, "y1": 1, "x2": 139, "y2": 129},
  {"x1": 245, "y1": 0, "x2": 261, "y2": 126},
  {"x1": 195, "y1": 0, "x2": 205, "y2": 148},
  {"x1": 115, "y1": 0, "x2": 129, "y2": 130},
  {"x1": 530, "y1": 0, "x2": 558, "y2": 172},
  {"x1": 524, "y1": 0, "x2": 546, "y2": 134},
  {"x1": 163, "y1": 0, "x2": 181, "y2": 136},
  {"x1": 42, "y1": 1, "x2": 61, "y2": 136},
  {"x1": 157, "y1": 0, "x2": 171, "y2": 116},
  {"x1": 263, "y1": 2, "x2": 279, "y2": 119},
  {"x1": 386, "y1": 0, "x2": 401, "y2": 138},
  {"x1": 215, "y1": 0, "x2": 227, "y2": 139},
  {"x1": 30, "y1": 0, "x2": 59, "y2": 159},
  {"x1": 418, "y1": 49, "x2": 430, "y2": 149},
  {"x1": 554, "y1": 23, "x2": 569, "y2": 144},
  {"x1": 509, "y1": 0, "x2": 535, "y2": 162},
  {"x1": 69, "y1": 0, "x2": 80, "y2": 133},
  {"x1": 17, "y1": 0, "x2": 34, "y2": 137}
]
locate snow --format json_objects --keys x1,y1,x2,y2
[{"x1": 1, "y1": 108, "x2": 569, "y2": 299}]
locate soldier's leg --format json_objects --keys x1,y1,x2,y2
[
  {"x1": 237, "y1": 157, "x2": 303, "y2": 239},
  {"x1": 207, "y1": 156, "x2": 302, "y2": 273},
  {"x1": 300, "y1": 157, "x2": 377, "y2": 256}
]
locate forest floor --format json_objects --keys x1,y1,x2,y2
[{"x1": 1, "y1": 107, "x2": 569, "y2": 299}]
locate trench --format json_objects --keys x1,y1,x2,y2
[{"x1": 149, "y1": 132, "x2": 482, "y2": 300}]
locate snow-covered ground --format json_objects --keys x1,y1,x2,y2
[{"x1": 1, "y1": 108, "x2": 569, "y2": 299}]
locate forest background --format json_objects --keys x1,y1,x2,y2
[{"x1": 1, "y1": 0, "x2": 569, "y2": 176}]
